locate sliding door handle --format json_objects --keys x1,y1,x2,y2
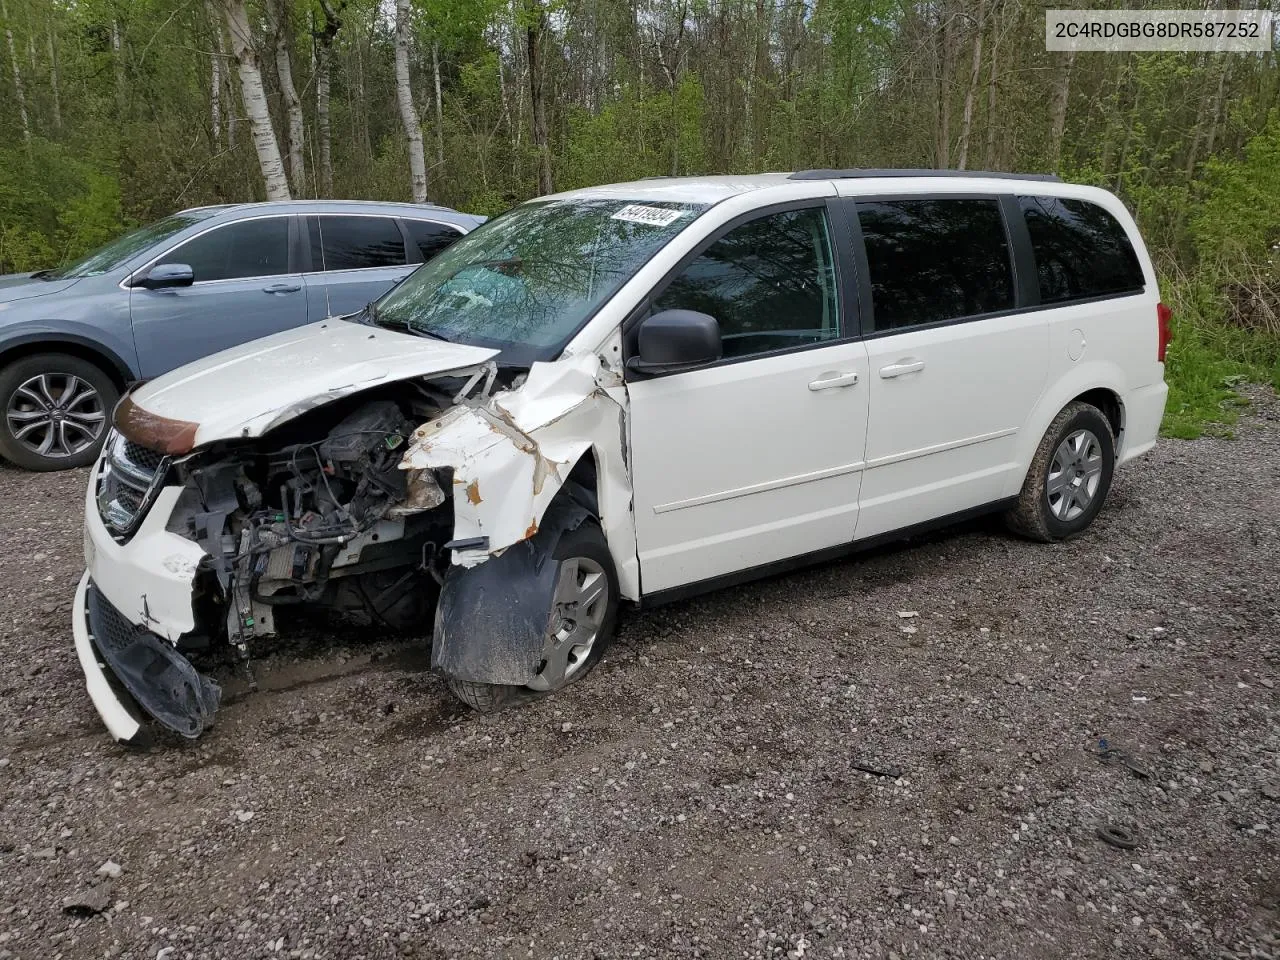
[
  {"x1": 808, "y1": 371, "x2": 860, "y2": 391},
  {"x1": 879, "y1": 359, "x2": 925, "y2": 379}
]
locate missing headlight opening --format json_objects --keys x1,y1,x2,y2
[{"x1": 84, "y1": 349, "x2": 633, "y2": 741}]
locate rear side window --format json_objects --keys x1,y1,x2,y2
[
  {"x1": 856, "y1": 199, "x2": 1014, "y2": 331},
  {"x1": 404, "y1": 219, "x2": 463, "y2": 261},
  {"x1": 310, "y1": 216, "x2": 406, "y2": 271},
  {"x1": 158, "y1": 217, "x2": 290, "y2": 282},
  {"x1": 1018, "y1": 196, "x2": 1145, "y2": 304}
]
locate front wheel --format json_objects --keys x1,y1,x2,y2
[
  {"x1": 445, "y1": 522, "x2": 619, "y2": 712},
  {"x1": 0, "y1": 353, "x2": 119, "y2": 471},
  {"x1": 1005, "y1": 401, "x2": 1116, "y2": 542}
]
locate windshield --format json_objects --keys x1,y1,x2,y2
[
  {"x1": 370, "y1": 197, "x2": 708, "y2": 364},
  {"x1": 46, "y1": 213, "x2": 213, "y2": 279}
]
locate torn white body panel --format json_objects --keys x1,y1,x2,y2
[{"x1": 401, "y1": 349, "x2": 640, "y2": 599}]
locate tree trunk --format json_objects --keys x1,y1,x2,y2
[
  {"x1": 222, "y1": 0, "x2": 291, "y2": 200},
  {"x1": 526, "y1": 0, "x2": 553, "y2": 194},
  {"x1": 111, "y1": 20, "x2": 126, "y2": 117},
  {"x1": 0, "y1": 0, "x2": 29, "y2": 142},
  {"x1": 46, "y1": 23, "x2": 60, "y2": 132},
  {"x1": 432, "y1": 39, "x2": 444, "y2": 170},
  {"x1": 984, "y1": 8, "x2": 999, "y2": 168},
  {"x1": 1048, "y1": 49, "x2": 1075, "y2": 173},
  {"x1": 956, "y1": 0, "x2": 985, "y2": 171},
  {"x1": 208, "y1": 1, "x2": 222, "y2": 149},
  {"x1": 1201, "y1": 59, "x2": 1231, "y2": 162},
  {"x1": 271, "y1": 0, "x2": 306, "y2": 194},
  {"x1": 314, "y1": 0, "x2": 341, "y2": 197},
  {"x1": 394, "y1": 0, "x2": 429, "y2": 202},
  {"x1": 936, "y1": 5, "x2": 955, "y2": 167}
]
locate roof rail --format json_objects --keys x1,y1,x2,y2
[{"x1": 788, "y1": 168, "x2": 1062, "y2": 183}]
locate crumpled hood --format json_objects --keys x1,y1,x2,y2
[
  {"x1": 0, "y1": 272, "x2": 80, "y2": 303},
  {"x1": 129, "y1": 318, "x2": 499, "y2": 448}
]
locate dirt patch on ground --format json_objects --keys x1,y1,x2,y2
[{"x1": 0, "y1": 392, "x2": 1277, "y2": 959}]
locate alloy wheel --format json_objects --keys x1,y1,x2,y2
[{"x1": 5, "y1": 372, "x2": 107, "y2": 459}]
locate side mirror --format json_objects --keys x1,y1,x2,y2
[
  {"x1": 627, "y1": 309, "x2": 722, "y2": 376},
  {"x1": 134, "y1": 263, "x2": 194, "y2": 289}
]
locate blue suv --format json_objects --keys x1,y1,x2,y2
[{"x1": 0, "y1": 199, "x2": 483, "y2": 471}]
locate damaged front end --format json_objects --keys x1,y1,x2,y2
[{"x1": 78, "y1": 352, "x2": 633, "y2": 742}]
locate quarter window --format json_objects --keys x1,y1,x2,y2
[
  {"x1": 157, "y1": 217, "x2": 290, "y2": 282},
  {"x1": 857, "y1": 199, "x2": 1014, "y2": 331},
  {"x1": 310, "y1": 216, "x2": 407, "y2": 271},
  {"x1": 405, "y1": 219, "x2": 463, "y2": 261},
  {"x1": 1018, "y1": 196, "x2": 1144, "y2": 304},
  {"x1": 652, "y1": 207, "x2": 839, "y2": 360}
]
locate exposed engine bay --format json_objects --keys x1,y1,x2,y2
[{"x1": 166, "y1": 380, "x2": 475, "y2": 662}]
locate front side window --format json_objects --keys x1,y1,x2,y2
[
  {"x1": 157, "y1": 217, "x2": 290, "y2": 282},
  {"x1": 405, "y1": 219, "x2": 463, "y2": 261},
  {"x1": 371, "y1": 198, "x2": 707, "y2": 365},
  {"x1": 49, "y1": 213, "x2": 213, "y2": 279},
  {"x1": 310, "y1": 216, "x2": 407, "y2": 271},
  {"x1": 857, "y1": 198, "x2": 1014, "y2": 331},
  {"x1": 653, "y1": 207, "x2": 839, "y2": 359},
  {"x1": 1018, "y1": 196, "x2": 1145, "y2": 304}
]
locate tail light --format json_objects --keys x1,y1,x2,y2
[{"x1": 1156, "y1": 302, "x2": 1172, "y2": 362}]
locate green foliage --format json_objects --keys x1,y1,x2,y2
[
  {"x1": 1191, "y1": 111, "x2": 1280, "y2": 269},
  {"x1": 1160, "y1": 277, "x2": 1280, "y2": 439}
]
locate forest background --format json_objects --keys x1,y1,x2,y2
[{"x1": 1, "y1": 0, "x2": 1277, "y2": 436}]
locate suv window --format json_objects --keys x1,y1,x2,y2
[
  {"x1": 857, "y1": 198, "x2": 1014, "y2": 331},
  {"x1": 310, "y1": 216, "x2": 406, "y2": 271},
  {"x1": 158, "y1": 217, "x2": 290, "y2": 282},
  {"x1": 405, "y1": 219, "x2": 463, "y2": 261},
  {"x1": 1018, "y1": 196, "x2": 1145, "y2": 304},
  {"x1": 653, "y1": 207, "x2": 839, "y2": 360}
]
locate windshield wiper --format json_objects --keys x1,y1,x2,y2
[
  {"x1": 406, "y1": 326, "x2": 453, "y2": 343},
  {"x1": 29, "y1": 269, "x2": 56, "y2": 280}
]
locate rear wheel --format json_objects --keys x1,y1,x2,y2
[
  {"x1": 445, "y1": 522, "x2": 619, "y2": 712},
  {"x1": 1005, "y1": 401, "x2": 1115, "y2": 542},
  {"x1": 0, "y1": 353, "x2": 118, "y2": 471}
]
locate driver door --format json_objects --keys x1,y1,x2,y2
[{"x1": 626, "y1": 202, "x2": 870, "y2": 595}]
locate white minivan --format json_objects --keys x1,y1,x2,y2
[{"x1": 74, "y1": 171, "x2": 1169, "y2": 742}]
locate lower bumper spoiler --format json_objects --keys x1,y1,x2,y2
[{"x1": 72, "y1": 572, "x2": 221, "y2": 742}]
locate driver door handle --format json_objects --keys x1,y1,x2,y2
[
  {"x1": 879, "y1": 359, "x2": 925, "y2": 379},
  {"x1": 808, "y1": 371, "x2": 860, "y2": 391},
  {"x1": 263, "y1": 282, "x2": 302, "y2": 294}
]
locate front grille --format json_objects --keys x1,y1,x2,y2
[
  {"x1": 95, "y1": 432, "x2": 171, "y2": 541},
  {"x1": 121, "y1": 439, "x2": 166, "y2": 473},
  {"x1": 85, "y1": 580, "x2": 151, "y2": 655}
]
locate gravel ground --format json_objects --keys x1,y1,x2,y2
[{"x1": 1, "y1": 392, "x2": 1278, "y2": 960}]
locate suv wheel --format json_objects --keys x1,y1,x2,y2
[
  {"x1": 0, "y1": 353, "x2": 119, "y2": 471},
  {"x1": 446, "y1": 522, "x2": 620, "y2": 712},
  {"x1": 1005, "y1": 400, "x2": 1115, "y2": 542}
]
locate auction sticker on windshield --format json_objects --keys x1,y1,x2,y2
[{"x1": 611, "y1": 204, "x2": 688, "y2": 227}]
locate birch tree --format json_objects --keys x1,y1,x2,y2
[
  {"x1": 222, "y1": 0, "x2": 291, "y2": 200},
  {"x1": 395, "y1": 0, "x2": 429, "y2": 203},
  {"x1": 1, "y1": 0, "x2": 30, "y2": 143}
]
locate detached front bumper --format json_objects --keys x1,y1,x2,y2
[
  {"x1": 75, "y1": 470, "x2": 220, "y2": 742},
  {"x1": 72, "y1": 572, "x2": 146, "y2": 744}
]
